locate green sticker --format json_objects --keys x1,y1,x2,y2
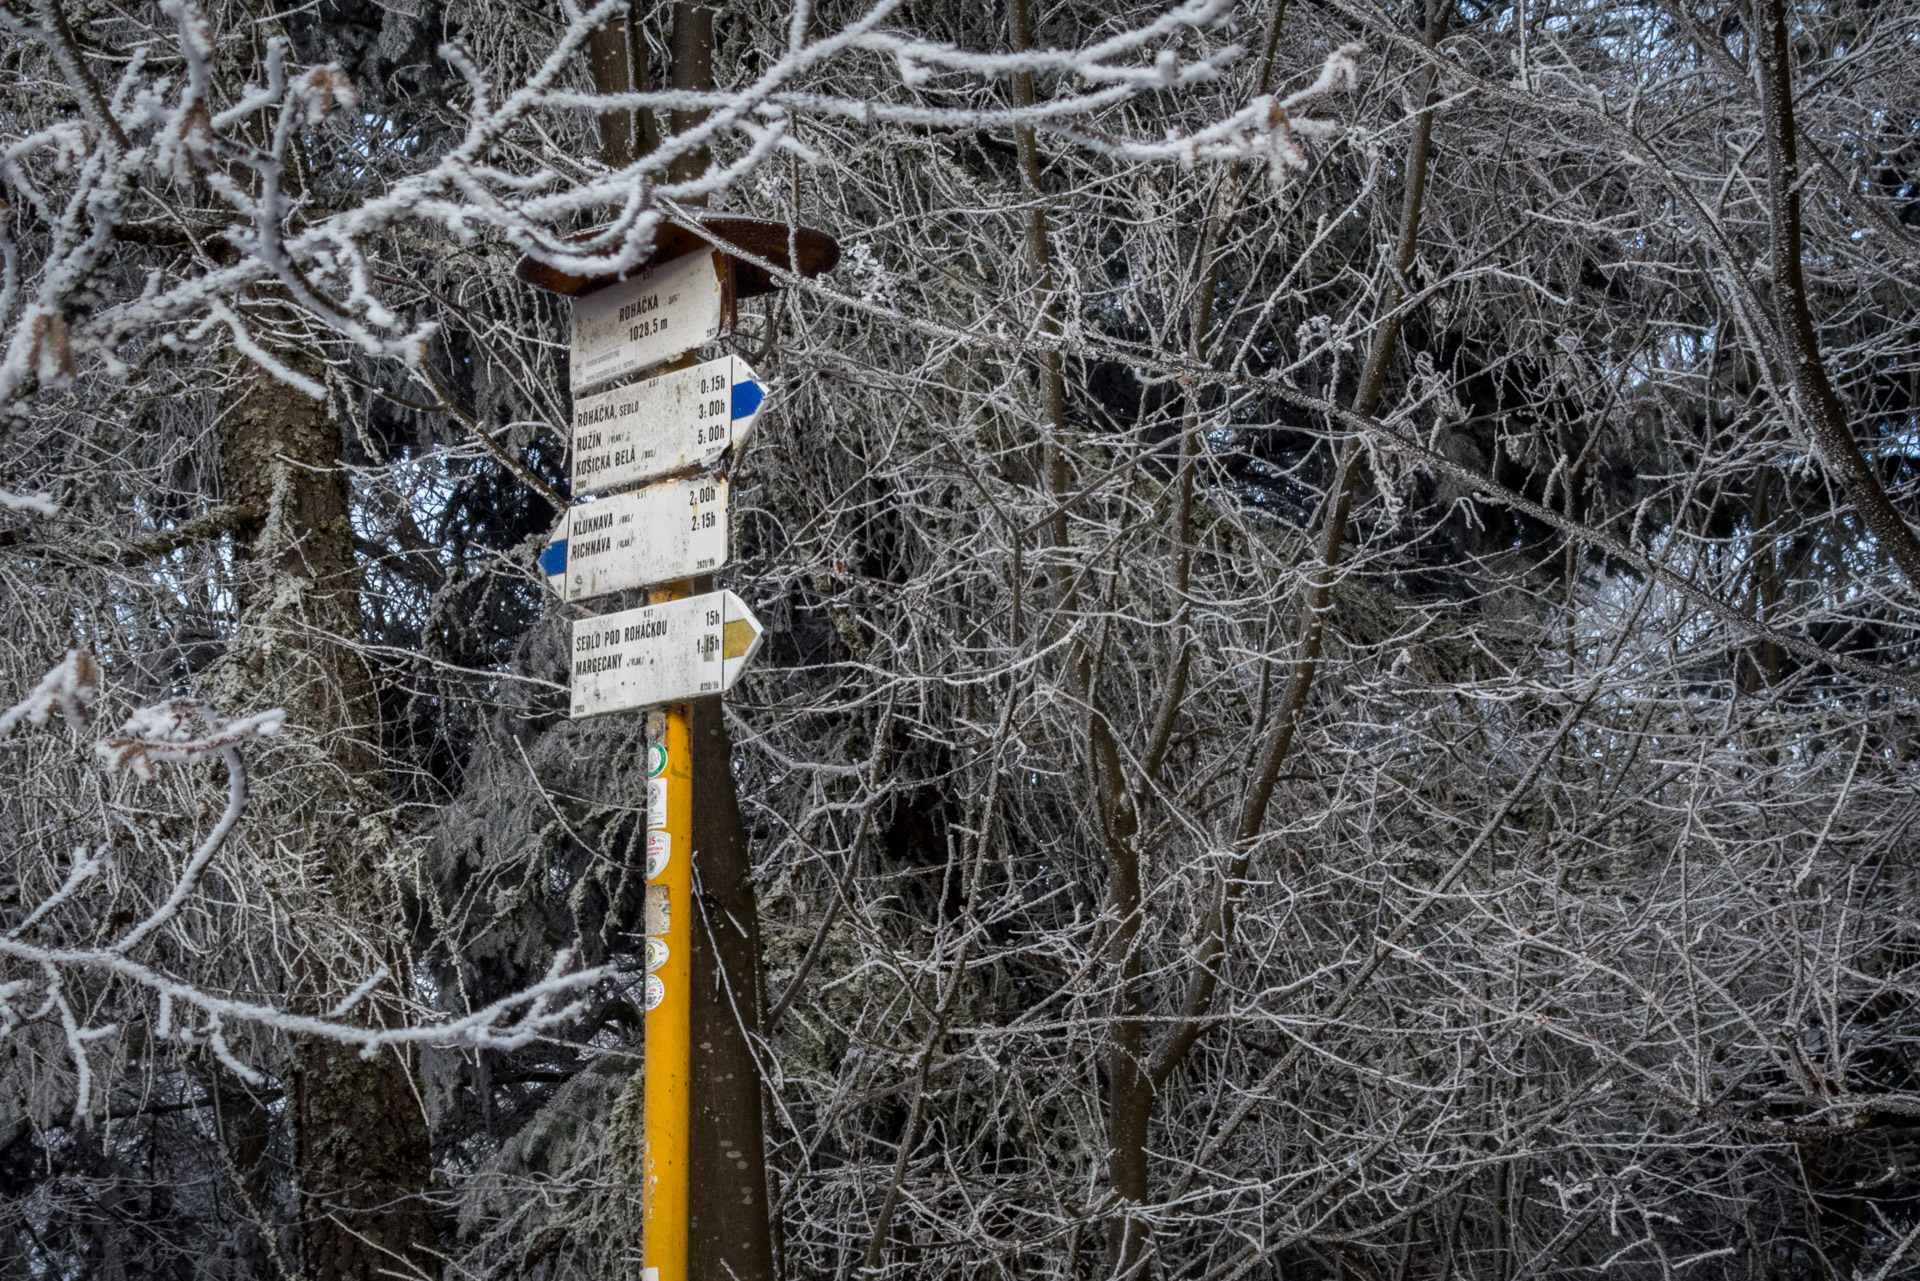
[{"x1": 646, "y1": 743, "x2": 668, "y2": 777}]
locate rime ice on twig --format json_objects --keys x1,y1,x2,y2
[
  {"x1": 0, "y1": 488, "x2": 58, "y2": 517},
  {"x1": 1065, "y1": 43, "x2": 1366, "y2": 181},
  {"x1": 96, "y1": 697, "x2": 286, "y2": 779},
  {"x1": 0, "y1": 0, "x2": 1347, "y2": 399},
  {"x1": 0, "y1": 649, "x2": 97, "y2": 735},
  {"x1": 1, "y1": 685, "x2": 611, "y2": 1120}
]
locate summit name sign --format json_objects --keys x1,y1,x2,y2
[{"x1": 569, "y1": 248, "x2": 725, "y2": 397}]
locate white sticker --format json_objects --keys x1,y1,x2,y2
[
  {"x1": 645, "y1": 883, "x2": 671, "y2": 934},
  {"x1": 648, "y1": 777, "x2": 667, "y2": 830},
  {"x1": 646, "y1": 830, "x2": 671, "y2": 880},
  {"x1": 644, "y1": 936, "x2": 669, "y2": 972},
  {"x1": 644, "y1": 973, "x2": 665, "y2": 1011}
]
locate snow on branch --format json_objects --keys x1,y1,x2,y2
[
  {"x1": 1056, "y1": 42, "x2": 1366, "y2": 181},
  {"x1": 0, "y1": 665, "x2": 611, "y2": 1120},
  {"x1": 0, "y1": 0, "x2": 1361, "y2": 397},
  {"x1": 0, "y1": 488, "x2": 59, "y2": 517},
  {"x1": 860, "y1": 0, "x2": 1240, "y2": 89},
  {"x1": 0, "y1": 648, "x2": 97, "y2": 735},
  {"x1": 95, "y1": 696, "x2": 284, "y2": 780}
]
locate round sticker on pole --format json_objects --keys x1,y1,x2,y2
[
  {"x1": 646, "y1": 743, "x2": 668, "y2": 778},
  {"x1": 644, "y1": 937, "x2": 669, "y2": 972},
  {"x1": 644, "y1": 974, "x2": 665, "y2": 1011}
]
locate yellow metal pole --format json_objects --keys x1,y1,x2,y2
[{"x1": 642, "y1": 580, "x2": 694, "y2": 1281}]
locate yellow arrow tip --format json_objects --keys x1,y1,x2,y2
[{"x1": 722, "y1": 618, "x2": 758, "y2": 659}]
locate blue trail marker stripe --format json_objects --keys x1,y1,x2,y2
[
  {"x1": 539, "y1": 540, "x2": 568, "y2": 576},
  {"x1": 731, "y1": 380, "x2": 764, "y2": 419}
]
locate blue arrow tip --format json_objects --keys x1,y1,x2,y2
[
  {"x1": 539, "y1": 540, "x2": 568, "y2": 576},
  {"x1": 732, "y1": 380, "x2": 765, "y2": 420}
]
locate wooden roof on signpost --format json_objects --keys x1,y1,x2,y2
[{"x1": 515, "y1": 215, "x2": 839, "y2": 299}]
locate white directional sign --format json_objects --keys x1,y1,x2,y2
[
  {"x1": 540, "y1": 476, "x2": 729, "y2": 602},
  {"x1": 571, "y1": 355, "x2": 766, "y2": 494},
  {"x1": 570, "y1": 248, "x2": 725, "y2": 396},
  {"x1": 570, "y1": 590, "x2": 765, "y2": 717}
]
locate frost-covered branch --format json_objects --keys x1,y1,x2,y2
[
  {"x1": 0, "y1": 657, "x2": 609, "y2": 1121},
  {"x1": 0, "y1": 0, "x2": 1357, "y2": 406}
]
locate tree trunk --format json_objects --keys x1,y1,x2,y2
[
  {"x1": 215, "y1": 338, "x2": 441, "y2": 1281},
  {"x1": 687, "y1": 692, "x2": 777, "y2": 1281},
  {"x1": 1753, "y1": 0, "x2": 1920, "y2": 591},
  {"x1": 668, "y1": 1, "x2": 715, "y2": 187},
  {"x1": 1106, "y1": 840, "x2": 1152, "y2": 1279},
  {"x1": 586, "y1": 3, "x2": 661, "y2": 168}
]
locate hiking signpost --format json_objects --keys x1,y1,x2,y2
[{"x1": 519, "y1": 217, "x2": 837, "y2": 1281}]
